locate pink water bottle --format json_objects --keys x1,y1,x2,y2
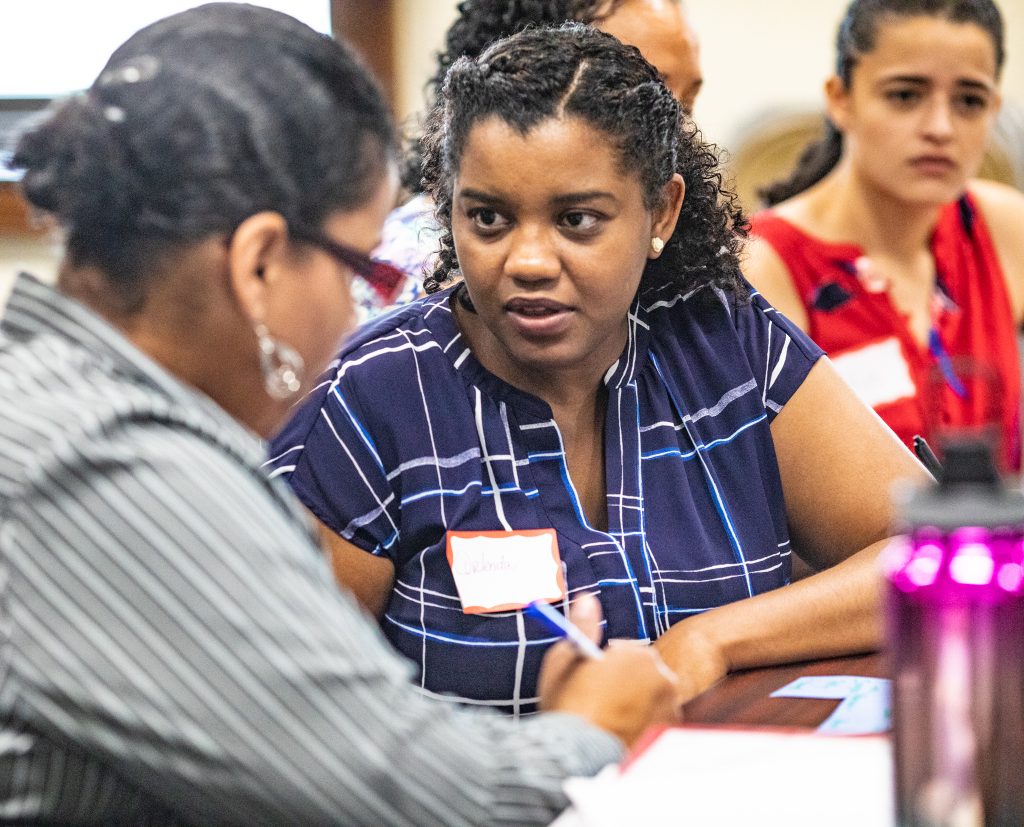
[{"x1": 885, "y1": 440, "x2": 1024, "y2": 826}]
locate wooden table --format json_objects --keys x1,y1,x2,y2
[{"x1": 682, "y1": 651, "x2": 887, "y2": 728}]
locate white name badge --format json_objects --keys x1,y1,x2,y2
[
  {"x1": 830, "y1": 337, "x2": 917, "y2": 410},
  {"x1": 446, "y1": 529, "x2": 566, "y2": 615}
]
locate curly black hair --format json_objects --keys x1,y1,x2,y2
[
  {"x1": 760, "y1": 0, "x2": 1004, "y2": 206},
  {"x1": 421, "y1": 23, "x2": 747, "y2": 299},
  {"x1": 12, "y1": 3, "x2": 396, "y2": 311},
  {"x1": 433, "y1": 0, "x2": 623, "y2": 94},
  {"x1": 403, "y1": 0, "x2": 626, "y2": 191}
]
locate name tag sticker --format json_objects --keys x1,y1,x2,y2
[
  {"x1": 830, "y1": 337, "x2": 917, "y2": 409},
  {"x1": 446, "y1": 529, "x2": 566, "y2": 615}
]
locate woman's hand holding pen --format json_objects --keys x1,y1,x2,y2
[{"x1": 537, "y1": 594, "x2": 681, "y2": 748}]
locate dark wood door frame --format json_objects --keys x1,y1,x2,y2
[{"x1": 331, "y1": 0, "x2": 397, "y2": 109}]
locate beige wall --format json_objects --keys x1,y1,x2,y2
[
  {"x1": 393, "y1": 0, "x2": 461, "y2": 129},
  {"x1": 0, "y1": 235, "x2": 60, "y2": 306},
  {"x1": 393, "y1": 0, "x2": 1024, "y2": 150}
]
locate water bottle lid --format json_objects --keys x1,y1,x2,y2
[
  {"x1": 903, "y1": 489, "x2": 1024, "y2": 530},
  {"x1": 902, "y1": 439, "x2": 1024, "y2": 530}
]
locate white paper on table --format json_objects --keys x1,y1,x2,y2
[{"x1": 558, "y1": 727, "x2": 894, "y2": 826}]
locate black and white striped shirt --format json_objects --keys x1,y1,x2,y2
[{"x1": 0, "y1": 273, "x2": 621, "y2": 826}]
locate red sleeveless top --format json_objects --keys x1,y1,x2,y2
[{"x1": 750, "y1": 194, "x2": 1021, "y2": 471}]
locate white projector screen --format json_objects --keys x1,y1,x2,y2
[{"x1": 1, "y1": 1, "x2": 332, "y2": 98}]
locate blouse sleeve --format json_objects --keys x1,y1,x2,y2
[
  {"x1": 374, "y1": 193, "x2": 442, "y2": 285},
  {"x1": 268, "y1": 365, "x2": 402, "y2": 560},
  {"x1": 732, "y1": 287, "x2": 824, "y2": 421}
]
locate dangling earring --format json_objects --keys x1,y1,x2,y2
[
  {"x1": 254, "y1": 321, "x2": 304, "y2": 400},
  {"x1": 650, "y1": 237, "x2": 665, "y2": 254}
]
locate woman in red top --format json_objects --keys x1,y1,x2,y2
[{"x1": 746, "y1": 0, "x2": 1024, "y2": 472}]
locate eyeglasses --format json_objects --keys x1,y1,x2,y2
[{"x1": 289, "y1": 225, "x2": 408, "y2": 307}]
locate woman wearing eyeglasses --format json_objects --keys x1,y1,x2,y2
[{"x1": 0, "y1": 5, "x2": 680, "y2": 824}]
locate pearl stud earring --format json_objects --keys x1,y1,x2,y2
[{"x1": 650, "y1": 237, "x2": 665, "y2": 254}]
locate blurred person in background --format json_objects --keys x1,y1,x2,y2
[{"x1": 747, "y1": 0, "x2": 1024, "y2": 472}]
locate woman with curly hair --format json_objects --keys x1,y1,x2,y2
[
  {"x1": 367, "y1": 0, "x2": 701, "y2": 315},
  {"x1": 270, "y1": 24, "x2": 926, "y2": 715},
  {"x1": 747, "y1": 0, "x2": 1024, "y2": 471}
]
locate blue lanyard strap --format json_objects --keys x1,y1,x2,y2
[{"x1": 927, "y1": 327, "x2": 967, "y2": 399}]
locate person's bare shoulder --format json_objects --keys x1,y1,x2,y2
[
  {"x1": 742, "y1": 233, "x2": 810, "y2": 331},
  {"x1": 968, "y1": 179, "x2": 1024, "y2": 323}
]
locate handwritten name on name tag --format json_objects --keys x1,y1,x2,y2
[{"x1": 446, "y1": 529, "x2": 566, "y2": 615}]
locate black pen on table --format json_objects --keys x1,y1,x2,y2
[{"x1": 913, "y1": 435, "x2": 942, "y2": 479}]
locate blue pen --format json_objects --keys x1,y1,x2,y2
[{"x1": 526, "y1": 600, "x2": 605, "y2": 660}]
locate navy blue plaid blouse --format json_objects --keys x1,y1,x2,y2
[{"x1": 268, "y1": 280, "x2": 823, "y2": 717}]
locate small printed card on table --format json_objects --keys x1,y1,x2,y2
[{"x1": 772, "y1": 675, "x2": 892, "y2": 735}]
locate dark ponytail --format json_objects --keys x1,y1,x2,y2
[
  {"x1": 759, "y1": 0, "x2": 1004, "y2": 207},
  {"x1": 759, "y1": 121, "x2": 844, "y2": 207}
]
